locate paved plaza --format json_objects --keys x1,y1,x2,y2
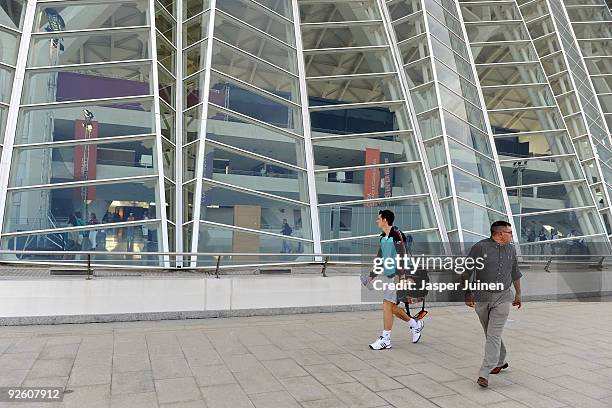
[{"x1": 0, "y1": 300, "x2": 611, "y2": 408}]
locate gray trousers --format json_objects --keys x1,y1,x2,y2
[{"x1": 475, "y1": 290, "x2": 512, "y2": 379}]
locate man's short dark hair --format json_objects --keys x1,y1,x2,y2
[
  {"x1": 378, "y1": 210, "x2": 395, "y2": 226},
  {"x1": 491, "y1": 220, "x2": 512, "y2": 234}
]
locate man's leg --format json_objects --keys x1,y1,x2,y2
[
  {"x1": 498, "y1": 340, "x2": 507, "y2": 367},
  {"x1": 383, "y1": 300, "x2": 395, "y2": 330},
  {"x1": 478, "y1": 300, "x2": 510, "y2": 380}
]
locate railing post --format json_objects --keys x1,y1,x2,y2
[
  {"x1": 86, "y1": 253, "x2": 92, "y2": 280},
  {"x1": 215, "y1": 256, "x2": 221, "y2": 279},
  {"x1": 544, "y1": 258, "x2": 552, "y2": 273},
  {"x1": 321, "y1": 256, "x2": 329, "y2": 277}
]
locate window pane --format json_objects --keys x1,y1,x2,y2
[
  {"x1": 15, "y1": 99, "x2": 155, "y2": 145},
  {"x1": 319, "y1": 196, "x2": 437, "y2": 240},
  {"x1": 29, "y1": 29, "x2": 150, "y2": 67},
  {"x1": 23, "y1": 63, "x2": 152, "y2": 104},
  {"x1": 3, "y1": 180, "x2": 158, "y2": 234},
  {"x1": 9, "y1": 139, "x2": 157, "y2": 187}
]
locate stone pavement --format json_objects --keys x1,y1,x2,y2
[{"x1": 0, "y1": 300, "x2": 611, "y2": 408}]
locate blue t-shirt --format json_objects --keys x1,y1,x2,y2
[{"x1": 380, "y1": 236, "x2": 398, "y2": 277}]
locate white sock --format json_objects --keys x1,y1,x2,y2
[
  {"x1": 408, "y1": 319, "x2": 417, "y2": 329},
  {"x1": 382, "y1": 330, "x2": 391, "y2": 340}
]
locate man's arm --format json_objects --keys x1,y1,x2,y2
[
  {"x1": 511, "y1": 247, "x2": 522, "y2": 308},
  {"x1": 462, "y1": 243, "x2": 480, "y2": 307}
]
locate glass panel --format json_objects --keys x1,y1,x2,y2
[
  {"x1": 184, "y1": 41, "x2": 208, "y2": 76},
  {"x1": 453, "y1": 169, "x2": 505, "y2": 212},
  {"x1": 482, "y1": 85, "x2": 556, "y2": 110},
  {"x1": 460, "y1": 2, "x2": 521, "y2": 22},
  {"x1": 410, "y1": 82, "x2": 438, "y2": 114},
  {"x1": 0, "y1": 105, "x2": 8, "y2": 141},
  {"x1": 322, "y1": 229, "x2": 442, "y2": 257},
  {"x1": 509, "y1": 182, "x2": 594, "y2": 214},
  {"x1": 388, "y1": 0, "x2": 422, "y2": 21},
  {"x1": 444, "y1": 111, "x2": 492, "y2": 156},
  {"x1": 0, "y1": 65, "x2": 14, "y2": 103},
  {"x1": 476, "y1": 63, "x2": 546, "y2": 86},
  {"x1": 214, "y1": 13, "x2": 296, "y2": 71},
  {"x1": 500, "y1": 157, "x2": 584, "y2": 187},
  {"x1": 162, "y1": 140, "x2": 174, "y2": 180},
  {"x1": 0, "y1": 0, "x2": 25, "y2": 30},
  {"x1": 458, "y1": 199, "x2": 508, "y2": 237},
  {"x1": 158, "y1": 65, "x2": 175, "y2": 107},
  {"x1": 212, "y1": 41, "x2": 299, "y2": 103},
  {"x1": 310, "y1": 104, "x2": 410, "y2": 136},
  {"x1": 196, "y1": 224, "x2": 312, "y2": 266},
  {"x1": 159, "y1": 101, "x2": 175, "y2": 143},
  {"x1": 301, "y1": 24, "x2": 387, "y2": 49},
  {"x1": 471, "y1": 42, "x2": 538, "y2": 64},
  {"x1": 316, "y1": 163, "x2": 428, "y2": 204},
  {"x1": 416, "y1": 108, "x2": 443, "y2": 140},
  {"x1": 517, "y1": 208, "x2": 604, "y2": 239},
  {"x1": 313, "y1": 133, "x2": 419, "y2": 169},
  {"x1": 305, "y1": 48, "x2": 393, "y2": 76},
  {"x1": 426, "y1": 15, "x2": 469, "y2": 59},
  {"x1": 578, "y1": 39, "x2": 612, "y2": 58},
  {"x1": 464, "y1": 21, "x2": 530, "y2": 43},
  {"x1": 209, "y1": 73, "x2": 302, "y2": 133},
  {"x1": 404, "y1": 58, "x2": 434, "y2": 88},
  {"x1": 23, "y1": 63, "x2": 152, "y2": 104},
  {"x1": 252, "y1": 0, "x2": 292, "y2": 20},
  {"x1": 9, "y1": 139, "x2": 157, "y2": 187},
  {"x1": 206, "y1": 105, "x2": 305, "y2": 166},
  {"x1": 308, "y1": 75, "x2": 404, "y2": 105},
  {"x1": 0, "y1": 223, "x2": 162, "y2": 262},
  {"x1": 393, "y1": 12, "x2": 426, "y2": 43},
  {"x1": 219, "y1": 0, "x2": 294, "y2": 42},
  {"x1": 15, "y1": 99, "x2": 155, "y2": 145},
  {"x1": 487, "y1": 107, "x2": 564, "y2": 133},
  {"x1": 440, "y1": 198, "x2": 456, "y2": 230},
  {"x1": 0, "y1": 28, "x2": 19, "y2": 66},
  {"x1": 29, "y1": 29, "x2": 150, "y2": 67},
  {"x1": 3, "y1": 179, "x2": 158, "y2": 233},
  {"x1": 183, "y1": 10, "x2": 209, "y2": 47},
  {"x1": 183, "y1": 180, "x2": 195, "y2": 222},
  {"x1": 439, "y1": 85, "x2": 485, "y2": 129},
  {"x1": 200, "y1": 182, "x2": 311, "y2": 239},
  {"x1": 449, "y1": 140, "x2": 499, "y2": 184},
  {"x1": 182, "y1": 141, "x2": 198, "y2": 181},
  {"x1": 34, "y1": 1, "x2": 148, "y2": 32},
  {"x1": 299, "y1": 0, "x2": 380, "y2": 23},
  {"x1": 157, "y1": 34, "x2": 176, "y2": 74},
  {"x1": 185, "y1": 0, "x2": 210, "y2": 19},
  {"x1": 319, "y1": 196, "x2": 436, "y2": 240},
  {"x1": 398, "y1": 34, "x2": 429, "y2": 64},
  {"x1": 156, "y1": 6, "x2": 176, "y2": 45},
  {"x1": 493, "y1": 131, "x2": 574, "y2": 158},
  {"x1": 424, "y1": 138, "x2": 447, "y2": 168},
  {"x1": 202, "y1": 143, "x2": 308, "y2": 202}
]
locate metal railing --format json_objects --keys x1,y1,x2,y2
[{"x1": 0, "y1": 250, "x2": 611, "y2": 278}]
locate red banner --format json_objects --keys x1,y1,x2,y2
[
  {"x1": 74, "y1": 120, "x2": 98, "y2": 200},
  {"x1": 363, "y1": 148, "x2": 380, "y2": 206}
]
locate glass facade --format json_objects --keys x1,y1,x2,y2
[{"x1": 0, "y1": 0, "x2": 611, "y2": 265}]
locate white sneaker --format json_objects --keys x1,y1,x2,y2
[
  {"x1": 411, "y1": 320, "x2": 424, "y2": 343},
  {"x1": 369, "y1": 336, "x2": 392, "y2": 350}
]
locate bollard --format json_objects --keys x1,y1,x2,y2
[{"x1": 215, "y1": 256, "x2": 221, "y2": 279}]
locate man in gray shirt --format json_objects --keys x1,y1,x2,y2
[{"x1": 462, "y1": 221, "x2": 522, "y2": 388}]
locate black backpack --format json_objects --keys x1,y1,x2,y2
[{"x1": 391, "y1": 231, "x2": 429, "y2": 318}]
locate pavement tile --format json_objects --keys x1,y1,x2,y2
[
  {"x1": 151, "y1": 357, "x2": 192, "y2": 380},
  {"x1": 190, "y1": 364, "x2": 236, "y2": 387},
  {"x1": 376, "y1": 387, "x2": 439, "y2": 408},
  {"x1": 110, "y1": 392, "x2": 158, "y2": 408},
  {"x1": 347, "y1": 369, "x2": 404, "y2": 392},
  {"x1": 248, "y1": 391, "x2": 300, "y2": 408},
  {"x1": 199, "y1": 383, "x2": 254, "y2": 408},
  {"x1": 155, "y1": 378, "x2": 201, "y2": 405},
  {"x1": 327, "y1": 382, "x2": 388, "y2": 408},
  {"x1": 395, "y1": 374, "x2": 456, "y2": 399},
  {"x1": 280, "y1": 376, "x2": 333, "y2": 402},
  {"x1": 261, "y1": 359, "x2": 309, "y2": 379},
  {"x1": 111, "y1": 371, "x2": 155, "y2": 395}
]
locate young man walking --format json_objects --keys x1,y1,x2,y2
[
  {"x1": 366, "y1": 209, "x2": 424, "y2": 350},
  {"x1": 463, "y1": 221, "x2": 522, "y2": 388}
]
